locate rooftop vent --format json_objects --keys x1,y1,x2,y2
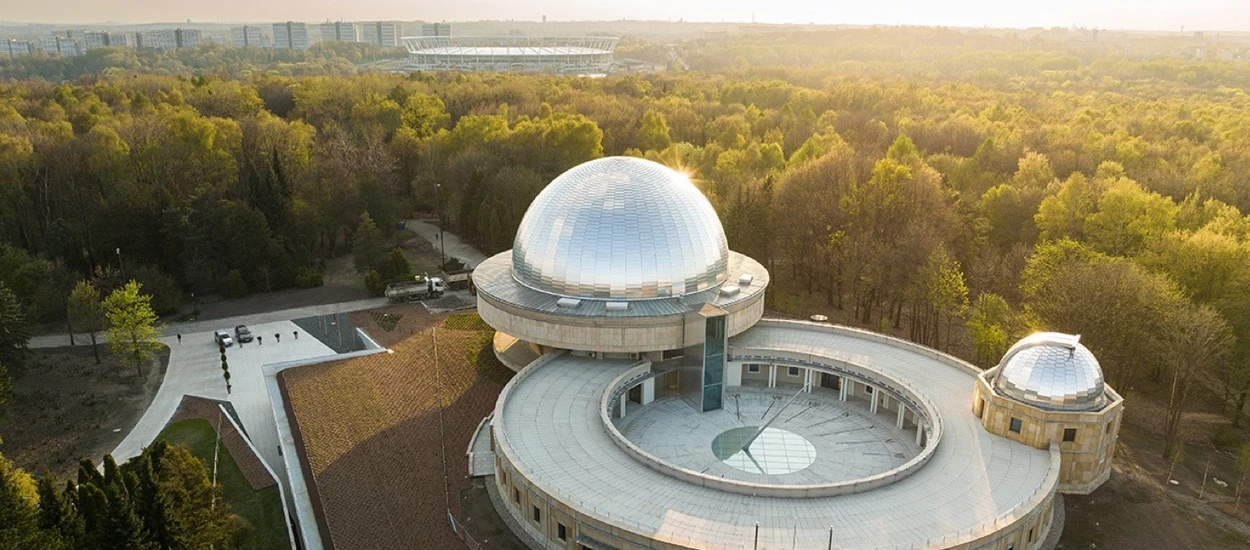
[
  {"x1": 605, "y1": 301, "x2": 629, "y2": 311},
  {"x1": 556, "y1": 297, "x2": 581, "y2": 308},
  {"x1": 719, "y1": 285, "x2": 741, "y2": 297},
  {"x1": 738, "y1": 274, "x2": 754, "y2": 286}
]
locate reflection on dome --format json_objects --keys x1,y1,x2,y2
[
  {"x1": 511, "y1": 156, "x2": 729, "y2": 299},
  {"x1": 994, "y1": 332, "x2": 1106, "y2": 411}
]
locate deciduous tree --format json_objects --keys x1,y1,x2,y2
[{"x1": 103, "y1": 281, "x2": 164, "y2": 378}]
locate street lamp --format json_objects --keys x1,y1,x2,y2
[
  {"x1": 434, "y1": 183, "x2": 446, "y2": 269},
  {"x1": 116, "y1": 247, "x2": 125, "y2": 280}
]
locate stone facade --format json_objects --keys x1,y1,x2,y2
[{"x1": 973, "y1": 371, "x2": 1122, "y2": 494}]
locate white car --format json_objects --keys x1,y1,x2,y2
[{"x1": 214, "y1": 330, "x2": 234, "y2": 347}]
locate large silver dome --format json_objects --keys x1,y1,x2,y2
[
  {"x1": 994, "y1": 333, "x2": 1106, "y2": 412},
  {"x1": 512, "y1": 157, "x2": 729, "y2": 299}
]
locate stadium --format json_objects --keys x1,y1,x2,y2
[
  {"x1": 401, "y1": 35, "x2": 618, "y2": 73},
  {"x1": 468, "y1": 156, "x2": 1124, "y2": 550}
]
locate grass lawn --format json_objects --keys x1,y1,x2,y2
[{"x1": 156, "y1": 419, "x2": 290, "y2": 549}]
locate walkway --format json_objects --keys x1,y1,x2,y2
[
  {"x1": 110, "y1": 321, "x2": 337, "y2": 479},
  {"x1": 405, "y1": 219, "x2": 488, "y2": 266},
  {"x1": 30, "y1": 298, "x2": 387, "y2": 349}
]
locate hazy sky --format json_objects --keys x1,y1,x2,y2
[{"x1": 5, "y1": 0, "x2": 1249, "y2": 31}]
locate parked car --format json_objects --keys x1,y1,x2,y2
[
  {"x1": 235, "y1": 325, "x2": 254, "y2": 342},
  {"x1": 214, "y1": 330, "x2": 234, "y2": 347}
]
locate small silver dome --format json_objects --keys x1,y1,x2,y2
[
  {"x1": 512, "y1": 157, "x2": 729, "y2": 299},
  {"x1": 993, "y1": 333, "x2": 1106, "y2": 412}
]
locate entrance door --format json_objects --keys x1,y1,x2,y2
[{"x1": 821, "y1": 373, "x2": 840, "y2": 390}]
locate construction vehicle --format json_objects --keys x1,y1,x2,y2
[{"x1": 384, "y1": 274, "x2": 445, "y2": 303}]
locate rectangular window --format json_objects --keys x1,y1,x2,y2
[
  {"x1": 1029, "y1": 527, "x2": 1035, "y2": 542},
  {"x1": 865, "y1": 385, "x2": 874, "y2": 393},
  {"x1": 532, "y1": 505, "x2": 541, "y2": 523},
  {"x1": 788, "y1": 366, "x2": 800, "y2": 377},
  {"x1": 747, "y1": 364, "x2": 760, "y2": 373},
  {"x1": 1107, "y1": 422, "x2": 1113, "y2": 434},
  {"x1": 1009, "y1": 417, "x2": 1023, "y2": 433},
  {"x1": 1063, "y1": 428, "x2": 1077, "y2": 442},
  {"x1": 513, "y1": 488, "x2": 520, "y2": 504},
  {"x1": 558, "y1": 523, "x2": 567, "y2": 541}
]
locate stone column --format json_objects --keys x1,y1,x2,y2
[
  {"x1": 869, "y1": 386, "x2": 879, "y2": 414},
  {"x1": 768, "y1": 364, "x2": 777, "y2": 388},
  {"x1": 897, "y1": 404, "x2": 906, "y2": 429},
  {"x1": 915, "y1": 422, "x2": 924, "y2": 446},
  {"x1": 642, "y1": 378, "x2": 655, "y2": 405}
]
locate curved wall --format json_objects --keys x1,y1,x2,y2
[{"x1": 477, "y1": 289, "x2": 765, "y2": 354}]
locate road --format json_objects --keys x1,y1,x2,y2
[
  {"x1": 406, "y1": 219, "x2": 489, "y2": 266},
  {"x1": 29, "y1": 297, "x2": 388, "y2": 349}
]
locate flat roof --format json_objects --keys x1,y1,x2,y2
[{"x1": 495, "y1": 321, "x2": 1057, "y2": 549}]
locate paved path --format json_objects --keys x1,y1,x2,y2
[
  {"x1": 406, "y1": 219, "x2": 488, "y2": 266},
  {"x1": 30, "y1": 298, "x2": 387, "y2": 349},
  {"x1": 111, "y1": 321, "x2": 337, "y2": 473}
]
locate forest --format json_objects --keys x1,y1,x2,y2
[{"x1": 1, "y1": 26, "x2": 1250, "y2": 460}]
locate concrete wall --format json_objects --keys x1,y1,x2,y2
[{"x1": 477, "y1": 289, "x2": 764, "y2": 354}]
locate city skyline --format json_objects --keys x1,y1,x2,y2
[{"x1": 3, "y1": 0, "x2": 1248, "y2": 32}]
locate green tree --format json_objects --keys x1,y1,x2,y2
[
  {"x1": 221, "y1": 270, "x2": 248, "y2": 299},
  {"x1": 67, "y1": 280, "x2": 107, "y2": 364},
  {"x1": 352, "y1": 213, "x2": 386, "y2": 274},
  {"x1": 0, "y1": 453, "x2": 65, "y2": 549},
  {"x1": 364, "y1": 270, "x2": 384, "y2": 296},
  {"x1": 966, "y1": 292, "x2": 1014, "y2": 368},
  {"x1": 383, "y1": 248, "x2": 411, "y2": 281},
  {"x1": 637, "y1": 110, "x2": 672, "y2": 151},
  {"x1": 0, "y1": 282, "x2": 29, "y2": 370},
  {"x1": 103, "y1": 281, "x2": 164, "y2": 378}
]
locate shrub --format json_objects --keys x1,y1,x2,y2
[
  {"x1": 364, "y1": 270, "x2": 384, "y2": 296},
  {"x1": 221, "y1": 270, "x2": 249, "y2": 298},
  {"x1": 131, "y1": 264, "x2": 184, "y2": 315},
  {"x1": 294, "y1": 267, "x2": 324, "y2": 288}
]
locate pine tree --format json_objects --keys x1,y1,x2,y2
[
  {"x1": 352, "y1": 213, "x2": 386, "y2": 273},
  {"x1": 0, "y1": 282, "x2": 30, "y2": 369},
  {"x1": 100, "y1": 480, "x2": 149, "y2": 550}
]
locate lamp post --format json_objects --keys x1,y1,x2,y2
[
  {"x1": 434, "y1": 183, "x2": 446, "y2": 269},
  {"x1": 116, "y1": 247, "x2": 125, "y2": 280}
]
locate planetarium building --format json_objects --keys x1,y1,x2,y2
[{"x1": 470, "y1": 157, "x2": 1123, "y2": 550}]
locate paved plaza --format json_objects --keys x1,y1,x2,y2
[
  {"x1": 619, "y1": 387, "x2": 920, "y2": 486},
  {"x1": 110, "y1": 319, "x2": 337, "y2": 481}
]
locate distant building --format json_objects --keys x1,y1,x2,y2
[
  {"x1": 359, "y1": 21, "x2": 401, "y2": 47},
  {"x1": 421, "y1": 22, "x2": 451, "y2": 37},
  {"x1": 319, "y1": 21, "x2": 358, "y2": 43},
  {"x1": 3, "y1": 39, "x2": 34, "y2": 58},
  {"x1": 38, "y1": 36, "x2": 82, "y2": 56},
  {"x1": 230, "y1": 25, "x2": 268, "y2": 48},
  {"x1": 138, "y1": 28, "x2": 201, "y2": 50},
  {"x1": 272, "y1": 22, "x2": 311, "y2": 50},
  {"x1": 82, "y1": 30, "x2": 132, "y2": 50}
]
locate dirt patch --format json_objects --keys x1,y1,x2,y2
[
  {"x1": 1058, "y1": 410, "x2": 1250, "y2": 549},
  {"x1": 281, "y1": 311, "x2": 507, "y2": 550},
  {"x1": 0, "y1": 344, "x2": 169, "y2": 478},
  {"x1": 458, "y1": 478, "x2": 529, "y2": 550}
]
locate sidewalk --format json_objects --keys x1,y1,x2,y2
[
  {"x1": 406, "y1": 219, "x2": 489, "y2": 266},
  {"x1": 30, "y1": 297, "x2": 388, "y2": 349}
]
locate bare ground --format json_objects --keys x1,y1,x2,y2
[{"x1": 0, "y1": 344, "x2": 169, "y2": 478}]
